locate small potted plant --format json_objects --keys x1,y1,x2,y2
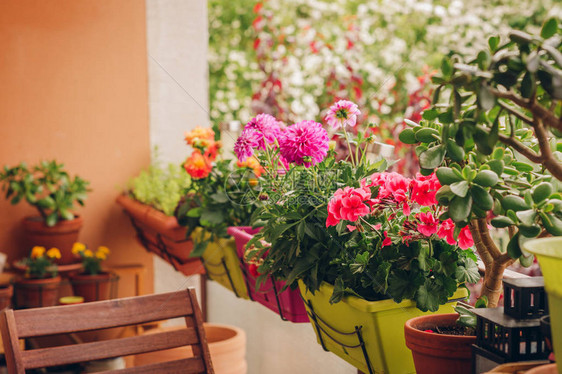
[
  {"x1": 14, "y1": 246, "x2": 61, "y2": 308},
  {"x1": 69, "y1": 242, "x2": 115, "y2": 302},
  {"x1": 0, "y1": 160, "x2": 90, "y2": 264}
]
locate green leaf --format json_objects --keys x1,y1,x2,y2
[
  {"x1": 488, "y1": 36, "x2": 500, "y2": 52},
  {"x1": 45, "y1": 212, "x2": 58, "y2": 227},
  {"x1": 449, "y1": 195, "x2": 473, "y2": 222},
  {"x1": 450, "y1": 181, "x2": 469, "y2": 197},
  {"x1": 532, "y1": 182, "x2": 553, "y2": 203},
  {"x1": 539, "y1": 212, "x2": 562, "y2": 236},
  {"x1": 200, "y1": 209, "x2": 224, "y2": 225},
  {"x1": 186, "y1": 208, "x2": 202, "y2": 217},
  {"x1": 435, "y1": 167, "x2": 464, "y2": 185},
  {"x1": 446, "y1": 139, "x2": 465, "y2": 162},
  {"x1": 388, "y1": 270, "x2": 423, "y2": 303},
  {"x1": 541, "y1": 18, "x2": 558, "y2": 39},
  {"x1": 520, "y1": 72, "x2": 535, "y2": 98},
  {"x1": 512, "y1": 162, "x2": 534, "y2": 172},
  {"x1": 455, "y1": 258, "x2": 480, "y2": 284},
  {"x1": 422, "y1": 109, "x2": 439, "y2": 121},
  {"x1": 507, "y1": 233, "x2": 522, "y2": 259},
  {"x1": 487, "y1": 160, "x2": 504, "y2": 176},
  {"x1": 491, "y1": 216, "x2": 514, "y2": 228},
  {"x1": 419, "y1": 145, "x2": 446, "y2": 169},
  {"x1": 436, "y1": 185, "x2": 456, "y2": 204},
  {"x1": 471, "y1": 185, "x2": 493, "y2": 211},
  {"x1": 501, "y1": 195, "x2": 530, "y2": 212},
  {"x1": 441, "y1": 57, "x2": 453, "y2": 77},
  {"x1": 473, "y1": 170, "x2": 499, "y2": 187},
  {"x1": 518, "y1": 224, "x2": 541, "y2": 238},
  {"x1": 416, "y1": 280, "x2": 443, "y2": 312},
  {"x1": 479, "y1": 84, "x2": 496, "y2": 111},
  {"x1": 516, "y1": 209, "x2": 537, "y2": 226},
  {"x1": 399, "y1": 129, "x2": 417, "y2": 144},
  {"x1": 415, "y1": 128, "x2": 440, "y2": 143}
]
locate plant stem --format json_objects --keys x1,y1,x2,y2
[{"x1": 341, "y1": 126, "x2": 357, "y2": 167}]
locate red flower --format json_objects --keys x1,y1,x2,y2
[
  {"x1": 458, "y1": 226, "x2": 474, "y2": 249},
  {"x1": 183, "y1": 151, "x2": 212, "y2": 179},
  {"x1": 437, "y1": 219, "x2": 457, "y2": 245},
  {"x1": 410, "y1": 173, "x2": 441, "y2": 206},
  {"x1": 327, "y1": 186, "x2": 372, "y2": 227},
  {"x1": 416, "y1": 212, "x2": 438, "y2": 237}
]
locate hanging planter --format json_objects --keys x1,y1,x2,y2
[
  {"x1": 228, "y1": 226, "x2": 308, "y2": 323},
  {"x1": 524, "y1": 237, "x2": 562, "y2": 374},
  {"x1": 116, "y1": 194, "x2": 203, "y2": 276},
  {"x1": 200, "y1": 231, "x2": 249, "y2": 299},
  {"x1": 299, "y1": 280, "x2": 468, "y2": 374}
]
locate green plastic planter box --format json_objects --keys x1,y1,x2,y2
[
  {"x1": 298, "y1": 280, "x2": 468, "y2": 374},
  {"x1": 524, "y1": 237, "x2": 562, "y2": 374},
  {"x1": 200, "y1": 232, "x2": 249, "y2": 300}
]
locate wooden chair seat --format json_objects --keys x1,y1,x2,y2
[{"x1": 0, "y1": 289, "x2": 213, "y2": 373}]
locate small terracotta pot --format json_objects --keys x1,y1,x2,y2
[
  {"x1": 404, "y1": 313, "x2": 477, "y2": 374},
  {"x1": 70, "y1": 272, "x2": 113, "y2": 302},
  {"x1": 134, "y1": 323, "x2": 247, "y2": 374},
  {"x1": 0, "y1": 284, "x2": 13, "y2": 310},
  {"x1": 23, "y1": 216, "x2": 83, "y2": 265},
  {"x1": 15, "y1": 275, "x2": 61, "y2": 308}
]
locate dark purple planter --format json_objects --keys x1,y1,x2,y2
[{"x1": 227, "y1": 226, "x2": 309, "y2": 323}]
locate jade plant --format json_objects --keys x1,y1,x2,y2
[
  {"x1": 0, "y1": 160, "x2": 90, "y2": 227},
  {"x1": 399, "y1": 18, "x2": 562, "y2": 307}
]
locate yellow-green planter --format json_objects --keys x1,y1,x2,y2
[
  {"x1": 524, "y1": 237, "x2": 562, "y2": 374},
  {"x1": 200, "y1": 234, "x2": 249, "y2": 299},
  {"x1": 298, "y1": 280, "x2": 468, "y2": 374}
]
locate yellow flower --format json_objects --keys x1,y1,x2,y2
[
  {"x1": 84, "y1": 249, "x2": 94, "y2": 258},
  {"x1": 46, "y1": 248, "x2": 61, "y2": 259},
  {"x1": 72, "y1": 242, "x2": 86, "y2": 255},
  {"x1": 30, "y1": 246, "x2": 46, "y2": 259},
  {"x1": 97, "y1": 246, "x2": 110, "y2": 255},
  {"x1": 95, "y1": 251, "x2": 107, "y2": 260}
]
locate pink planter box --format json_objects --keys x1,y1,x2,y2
[{"x1": 227, "y1": 226, "x2": 309, "y2": 323}]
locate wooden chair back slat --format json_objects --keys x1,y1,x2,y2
[
  {"x1": 21, "y1": 328, "x2": 199, "y2": 369},
  {"x1": 0, "y1": 289, "x2": 213, "y2": 374},
  {"x1": 97, "y1": 357, "x2": 206, "y2": 374},
  {"x1": 14, "y1": 292, "x2": 192, "y2": 338}
]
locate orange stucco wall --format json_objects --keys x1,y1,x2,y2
[{"x1": 0, "y1": 1, "x2": 153, "y2": 294}]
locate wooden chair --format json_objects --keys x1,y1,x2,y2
[{"x1": 0, "y1": 289, "x2": 214, "y2": 373}]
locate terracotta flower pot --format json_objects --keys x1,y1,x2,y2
[
  {"x1": 14, "y1": 275, "x2": 61, "y2": 308},
  {"x1": 133, "y1": 323, "x2": 246, "y2": 374},
  {"x1": 116, "y1": 195, "x2": 203, "y2": 275},
  {"x1": 0, "y1": 284, "x2": 13, "y2": 310},
  {"x1": 70, "y1": 272, "x2": 115, "y2": 302},
  {"x1": 404, "y1": 313, "x2": 477, "y2": 374},
  {"x1": 23, "y1": 216, "x2": 83, "y2": 265}
]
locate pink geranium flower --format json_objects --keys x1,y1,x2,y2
[
  {"x1": 382, "y1": 231, "x2": 392, "y2": 247},
  {"x1": 437, "y1": 219, "x2": 457, "y2": 245},
  {"x1": 416, "y1": 212, "x2": 438, "y2": 237},
  {"x1": 234, "y1": 128, "x2": 261, "y2": 162},
  {"x1": 326, "y1": 186, "x2": 372, "y2": 227},
  {"x1": 458, "y1": 226, "x2": 474, "y2": 249},
  {"x1": 410, "y1": 173, "x2": 441, "y2": 206},
  {"x1": 279, "y1": 120, "x2": 329, "y2": 167},
  {"x1": 245, "y1": 114, "x2": 283, "y2": 150},
  {"x1": 325, "y1": 100, "x2": 361, "y2": 129}
]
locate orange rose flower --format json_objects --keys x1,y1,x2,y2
[
  {"x1": 184, "y1": 126, "x2": 215, "y2": 146},
  {"x1": 183, "y1": 150, "x2": 212, "y2": 179},
  {"x1": 204, "y1": 140, "x2": 222, "y2": 162}
]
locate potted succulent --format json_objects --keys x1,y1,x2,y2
[
  {"x1": 69, "y1": 242, "x2": 115, "y2": 302},
  {"x1": 399, "y1": 18, "x2": 562, "y2": 308},
  {"x1": 14, "y1": 246, "x2": 61, "y2": 308},
  {"x1": 0, "y1": 160, "x2": 90, "y2": 264},
  {"x1": 398, "y1": 18, "x2": 562, "y2": 373},
  {"x1": 174, "y1": 127, "x2": 260, "y2": 299},
  {"x1": 116, "y1": 153, "x2": 201, "y2": 276},
  {"x1": 233, "y1": 101, "x2": 477, "y2": 373}
]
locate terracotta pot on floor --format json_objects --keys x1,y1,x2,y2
[
  {"x1": 404, "y1": 313, "x2": 477, "y2": 374},
  {"x1": 70, "y1": 272, "x2": 114, "y2": 302},
  {"x1": 23, "y1": 216, "x2": 83, "y2": 265},
  {"x1": 14, "y1": 276, "x2": 61, "y2": 308},
  {"x1": 133, "y1": 323, "x2": 246, "y2": 374}
]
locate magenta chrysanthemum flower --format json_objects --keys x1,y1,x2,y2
[
  {"x1": 325, "y1": 100, "x2": 360, "y2": 129},
  {"x1": 279, "y1": 121, "x2": 329, "y2": 167},
  {"x1": 245, "y1": 114, "x2": 283, "y2": 149},
  {"x1": 234, "y1": 128, "x2": 261, "y2": 162}
]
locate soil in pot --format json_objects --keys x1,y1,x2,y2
[
  {"x1": 14, "y1": 276, "x2": 61, "y2": 308},
  {"x1": 405, "y1": 313, "x2": 477, "y2": 374},
  {"x1": 23, "y1": 216, "x2": 83, "y2": 265},
  {"x1": 70, "y1": 272, "x2": 114, "y2": 302}
]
